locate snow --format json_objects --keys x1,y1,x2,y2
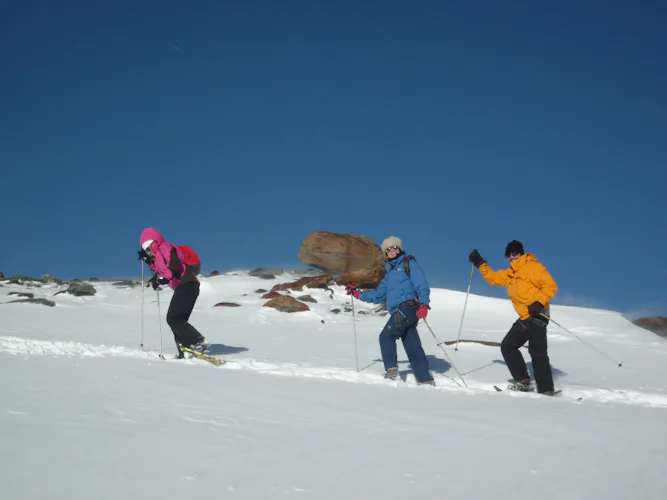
[{"x1": 2, "y1": 272, "x2": 667, "y2": 499}]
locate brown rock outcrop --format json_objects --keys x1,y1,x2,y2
[{"x1": 263, "y1": 295, "x2": 310, "y2": 313}]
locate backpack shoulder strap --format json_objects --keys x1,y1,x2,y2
[{"x1": 403, "y1": 255, "x2": 416, "y2": 277}]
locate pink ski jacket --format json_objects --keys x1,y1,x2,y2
[{"x1": 140, "y1": 227, "x2": 187, "y2": 290}]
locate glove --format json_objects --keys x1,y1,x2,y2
[
  {"x1": 468, "y1": 249, "x2": 486, "y2": 268},
  {"x1": 346, "y1": 283, "x2": 361, "y2": 299},
  {"x1": 147, "y1": 275, "x2": 168, "y2": 290},
  {"x1": 416, "y1": 304, "x2": 429, "y2": 319},
  {"x1": 528, "y1": 301, "x2": 544, "y2": 316},
  {"x1": 138, "y1": 249, "x2": 154, "y2": 265}
]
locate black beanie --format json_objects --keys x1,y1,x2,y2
[{"x1": 505, "y1": 240, "x2": 524, "y2": 257}]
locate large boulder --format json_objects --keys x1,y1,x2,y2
[
  {"x1": 633, "y1": 317, "x2": 667, "y2": 339},
  {"x1": 298, "y1": 232, "x2": 385, "y2": 275},
  {"x1": 335, "y1": 268, "x2": 386, "y2": 289},
  {"x1": 263, "y1": 295, "x2": 310, "y2": 313}
]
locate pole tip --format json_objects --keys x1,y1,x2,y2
[{"x1": 618, "y1": 363, "x2": 623, "y2": 368}]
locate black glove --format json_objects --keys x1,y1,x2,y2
[
  {"x1": 468, "y1": 249, "x2": 486, "y2": 268},
  {"x1": 138, "y1": 249, "x2": 154, "y2": 265},
  {"x1": 147, "y1": 275, "x2": 168, "y2": 290},
  {"x1": 528, "y1": 301, "x2": 544, "y2": 316}
]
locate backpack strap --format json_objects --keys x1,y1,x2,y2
[
  {"x1": 403, "y1": 255, "x2": 420, "y2": 302},
  {"x1": 403, "y1": 255, "x2": 416, "y2": 277}
]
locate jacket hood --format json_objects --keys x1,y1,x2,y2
[
  {"x1": 140, "y1": 227, "x2": 165, "y2": 251},
  {"x1": 509, "y1": 253, "x2": 537, "y2": 271},
  {"x1": 386, "y1": 252, "x2": 408, "y2": 270}
]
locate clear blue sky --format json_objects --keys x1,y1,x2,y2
[{"x1": 2, "y1": 1, "x2": 666, "y2": 317}]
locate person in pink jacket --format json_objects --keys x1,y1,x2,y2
[{"x1": 138, "y1": 227, "x2": 206, "y2": 358}]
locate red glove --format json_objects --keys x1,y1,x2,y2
[
  {"x1": 416, "y1": 304, "x2": 429, "y2": 319},
  {"x1": 346, "y1": 284, "x2": 361, "y2": 299}
]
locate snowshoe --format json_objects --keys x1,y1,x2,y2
[{"x1": 507, "y1": 379, "x2": 534, "y2": 392}]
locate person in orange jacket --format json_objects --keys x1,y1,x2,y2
[{"x1": 468, "y1": 240, "x2": 558, "y2": 395}]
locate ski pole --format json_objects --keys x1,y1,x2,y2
[
  {"x1": 156, "y1": 289, "x2": 163, "y2": 358},
  {"x1": 423, "y1": 319, "x2": 468, "y2": 387},
  {"x1": 140, "y1": 262, "x2": 145, "y2": 348},
  {"x1": 541, "y1": 313, "x2": 623, "y2": 367},
  {"x1": 454, "y1": 263, "x2": 474, "y2": 352},
  {"x1": 351, "y1": 295, "x2": 359, "y2": 372}
]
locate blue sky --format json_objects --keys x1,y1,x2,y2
[{"x1": 2, "y1": 1, "x2": 666, "y2": 317}]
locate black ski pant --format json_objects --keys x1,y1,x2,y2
[
  {"x1": 501, "y1": 316, "x2": 554, "y2": 393},
  {"x1": 166, "y1": 281, "x2": 204, "y2": 348}
]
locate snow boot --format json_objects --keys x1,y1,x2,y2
[
  {"x1": 188, "y1": 337, "x2": 209, "y2": 353},
  {"x1": 385, "y1": 367, "x2": 399, "y2": 379},
  {"x1": 419, "y1": 379, "x2": 436, "y2": 386}
]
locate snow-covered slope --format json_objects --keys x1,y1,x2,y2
[{"x1": 2, "y1": 272, "x2": 666, "y2": 499}]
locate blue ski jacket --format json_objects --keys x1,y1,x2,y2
[{"x1": 359, "y1": 254, "x2": 430, "y2": 314}]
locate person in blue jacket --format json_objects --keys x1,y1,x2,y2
[{"x1": 346, "y1": 236, "x2": 434, "y2": 385}]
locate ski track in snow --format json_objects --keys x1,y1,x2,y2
[{"x1": 2, "y1": 335, "x2": 666, "y2": 410}]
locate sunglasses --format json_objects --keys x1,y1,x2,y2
[{"x1": 385, "y1": 246, "x2": 400, "y2": 254}]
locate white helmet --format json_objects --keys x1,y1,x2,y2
[{"x1": 141, "y1": 239, "x2": 155, "y2": 251}]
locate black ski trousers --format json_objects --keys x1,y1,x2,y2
[
  {"x1": 166, "y1": 281, "x2": 204, "y2": 348},
  {"x1": 501, "y1": 317, "x2": 554, "y2": 393}
]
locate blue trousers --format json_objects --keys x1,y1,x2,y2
[{"x1": 379, "y1": 305, "x2": 432, "y2": 382}]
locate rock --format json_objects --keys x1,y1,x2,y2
[
  {"x1": 7, "y1": 298, "x2": 56, "y2": 307},
  {"x1": 263, "y1": 295, "x2": 310, "y2": 313},
  {"x1": 255, "y1": 289, "x2": 268, "y2": 293},
  {"x1": 291, "y1": 269, "x2": 326, "y2": 277},
  {"x1": 298, "y1": 232, "x2": 385, "y2": 274},
  {"x1": 297, "y1": 294, "x2": 317, "y2": 303},
  {"x1": 207, "y1": 270, "x2": 221, "y2": 277},
  {"x1": 633, "y1": 317, "x2": 667, "y2": 339},
  {"x1": 42, "y1": 274, "x2": 57, "y2": 282},
  {"x1": 66, "y1": 283, "x2": 97, "y2": 297},
  {"x1": 8, "y1": 292, "x2": 34, "y2": 298},
  {"x1": 113, "y1": 280, "x2": 138, "y2": 288},
  {"x1": 88, "y1": 277, "x2": 100, "y2": 282},
  {"x1": 262, "y1": 291, "x2": 283, "y2": 299},
  {"x1": 249, "y1": 268, "x2": 284, "y2": 277},
  {"x1": 0, "y1": 272, "x2": 4, "y2": 279},
  {"x1": 330, "y1": 308, "x2": 341, "y2": 314},
  {"x1": 214, "y1": 302, "x2": 241, "y2": 307},
  {"x1": 8, "y1": 275, "x2": 43, "y2": 284},
  {"x1": 271, "y1": 275, "x2": 333, "y2": 293}
]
